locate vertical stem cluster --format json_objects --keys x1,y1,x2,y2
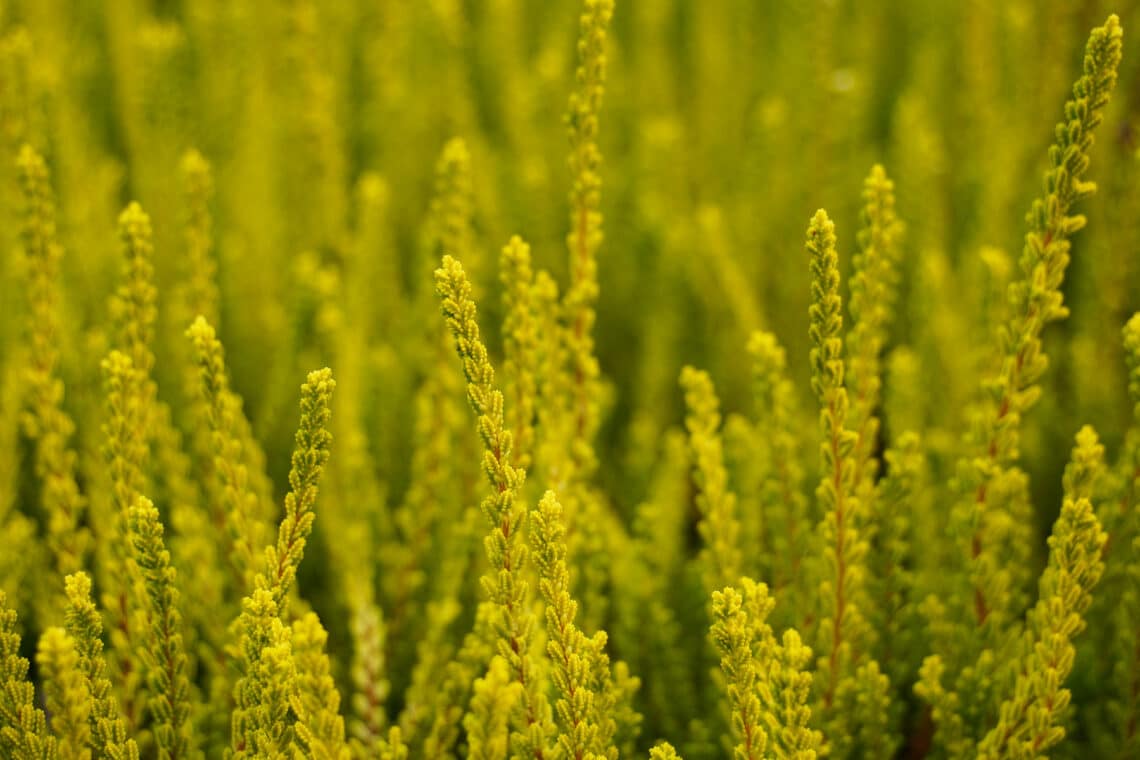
[
  {"x1": 806, "y1": 209, "x2": 859, "y2": 707},
  {"x1": 17, "y1": 145, "x2": 88, "y2": 580},
  {"x1": 435, "y1": 255, "x2": 552, "y2": 759},
  {"x1": 564, "y1": 0, "x2": 615, "y2": 481},
  {"x1": 956, "y1": 14, "x2": 1122, "y2": 628}
]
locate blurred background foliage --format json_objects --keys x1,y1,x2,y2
[
  {"x1": 2, "y1": 0, "x2": 1140, "y2": 754},
  {"x1": 4, "y1": 0, "x2": 1140, "y2": 522}
]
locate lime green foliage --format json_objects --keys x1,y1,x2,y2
[
  {"x1": 805, "y1": 210, "x2": 868, "y2": 698},
  {"x1": 770, "y1": 629, "x2": 823, "y2": 760},
  {"x1": 127, "y1": 496, "x2": 195, "y2": 760},
  {"x1": 501, "y1": 236, "x2": 539, "y2": 471},
  {"x1": 977, "y1": 496, "x2": 1106, "y2": 758},
  {"x1": 804, "y1": 208, "x2": 891, "y2": 758},
  {"x1": 649, "y1": 742, "x2": 681, "y2": 760},
  {"x1": 710, "y1": 585, "x2": 770, "y2": 760},
  {"x1": 435, "y1": 254, "x2": 555, "y2": 758},
  {"x1": 846, "y1": 165, "x2": 903, "y2": 495},
  {"x1": 230, "y1": 368, "x2": 335, "y2": 758},
  {"x1": 17, "y1": 143, "x2": 87, "y2": 584},
  {"x1": 748, "y1": 330, "x2": 808, "y2": 595},
  {"x1": 912, "y1": 16, "x2": 1126, "y2": 758},
  {"x1": 62, "y1": 573, "x2": 138, "y2": 760},
  {"x1": 186, "y1": 316, "x2": 265, "y2": 591},
  {"x1": 259, "y1": 367, "x2": 335, "y2": 606},
  {"x1": 681, "y1": 366, "x2": 742, "y2": 594},
  {"x1": 950, "y1": 11, "x2": 1123, "y2": 636},
  {"x1": 564, "y1": 0, "x2": 614, "y2": 483},
  {"x1": 36, "y1": 626, "x2": 90, "y2": 760},
  {"x1": 291, "y1": 612, "x2": 350, "y2": 760},
  {"x1": 419, "y1": 605, "x2": 496, "y2": 758},
  {"x1": 230, "y1": 589, "x2": 294, "y2": 759},
  {"x1": 1, "y1": 3, "x2": 1139, "y2": 759},
  {"x1": 98, "y1": 350, "x2": 147, "y2": 735},
  {"x1": 712, "y1": 579, "x2": 823, "y2": 760},
  {"x1": 347, "y1": 598, "x2": 390, "y2": 755},
  {"x1": 868, "y1": 432, "x2": 924, "y2": 713},
  {"x1": 1091, "y1": 313, "x2": 1140, "y2": 755},
  {"x1": 113, "y1": 203, "x2": 157, "y2": 379},
  {"x1": 376, "y1": 727, "x2": 409, "y2": 760},
  {"x1": 178, "y1": 150, "x2": 217, "y2": 330},
  {"x1": 380, "y1": 141, "x2": 474, "y2": 710},
  {"x1": 531, "y1": 489, "x2": 614, "y2": 759},
  {"x1": 1, "y1": 592, "x2": 57, "y2": 759},
  {"x1": 464, "y1": 656, "x2": 519, "y2": 760}
]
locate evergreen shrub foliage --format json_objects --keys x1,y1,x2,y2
[{"x1": 0, "y1": 1, "x2": 1138, "y2": 758}]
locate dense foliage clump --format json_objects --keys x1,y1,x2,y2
[{"x1": 0, "y1": 1, "x2": 1138, "y2": 758}]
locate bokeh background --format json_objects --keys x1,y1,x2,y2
[
  {"x1": 1, "y1": 2, "x2": 1140, "y2": 752},
  {"x1": 4, "y1": 1, "x2": 1140, "y2": 524}
]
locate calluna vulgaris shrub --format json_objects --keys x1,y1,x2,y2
[{"x1": 0, "y1": 1, "x2": 1138, "y2": 758}]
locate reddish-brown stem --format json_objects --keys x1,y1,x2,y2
[
  {"x1": 970, "y1": 278, "x2": 1039, "y2": 625},
  {"x1": 489, "y1": 440, "x2": 546, "y2": 760},
  {"x1": 904, "y1": 705, "x2": 935, "y2": 759},
  {"x1": 824, "y1": 395, "x2": 848, "y2": 710},
  {"x1": 115, "y1": 590, "x2": 140, "y2": 728},
  {"x1": 551, "y1": 602, "x2": 588, "y2": 760}
]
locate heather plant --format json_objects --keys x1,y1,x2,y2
[{"x1": 0, "y1": 1, "x2": 1138, "y2": 759}]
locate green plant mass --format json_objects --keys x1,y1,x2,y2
[{"x1": 2, "y1": 0, "x2": 1140, "y2": 758}]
